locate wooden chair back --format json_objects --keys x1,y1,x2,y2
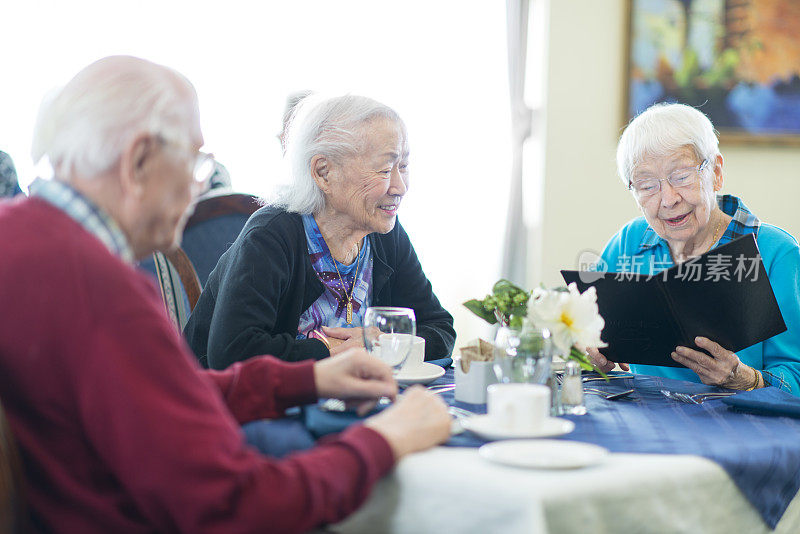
[
  {"x1": 152, "y1": 247, "x2": 202, "y2": 330},
  {"x1": 0, "y1": 400, "x2": 25, "y2": 534}
]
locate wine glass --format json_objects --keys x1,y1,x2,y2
[{"x1": 363, "y1": 306, "x2": 417, "y2": 376}]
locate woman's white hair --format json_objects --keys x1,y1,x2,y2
[
  {"x1": 275, "y1": 94, "x2": 404, "y2": 215},
  {"x1": 616, "y1": 103, "x2": 720, "y2": 187},
  {"x1": 31, "y1": 55, "x2": 197, "y2": 180}
]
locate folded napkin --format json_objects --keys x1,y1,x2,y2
[
  {"x1": 455, "y1": 339, "x2": 494, "y2": 373},
  {"x1": 722, "y1": 386, "x2": 800, "y2": 418},
  {"x1": 304, "y1": 402, "x2": 387, "y2": 438}
]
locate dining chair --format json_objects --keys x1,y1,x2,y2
[
  {"x1": 138, "y1": 191, "x2": 260, "y2": 329},
  {"x1": 180, "y1": 191, "x2": 262, "y2": 286},
  {"x1": 151, "y1": 248, "x2": 203, "y2": 329},
  {"x1": 0, "y1": 399, "x2": 26, "y2": 534}
]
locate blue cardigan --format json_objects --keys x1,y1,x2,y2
[
  {"x1": 599, "y1": 195, "x2": 800, "y2": 395},
  {"x1": 185, "y1": 207, "x2": 455, "y2": 369}
]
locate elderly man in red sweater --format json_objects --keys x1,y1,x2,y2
[{"x1": 0, "y1": 56, "x2": 451, "y2": 533}]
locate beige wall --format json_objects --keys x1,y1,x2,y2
[{"x1": 535, "y1": 0, "x2": 800, "y2": 288}]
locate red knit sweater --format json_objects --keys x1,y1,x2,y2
[{"x1": 0, "y1": 197, "x2": 393, "y2": 533}]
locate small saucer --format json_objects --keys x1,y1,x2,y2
[
  {"x1": 479, "y1": 439, "x2": 608, "y2": 469},
  {"x1": 461, "y1": 415, "x2": 575, "y2": 441},
  {"x1": 396, "y1": 362, "x2": 446, "y2": 385}
]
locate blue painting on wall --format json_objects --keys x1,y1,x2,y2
[{"x1": 627, "y1": 0, "x2": 800, "y2": 143}]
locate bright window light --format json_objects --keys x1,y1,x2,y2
[{"x1": 0, "y1": 0, "x2": 511, "y2": 345}]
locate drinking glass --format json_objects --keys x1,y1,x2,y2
[{"x1": 363, "y1": 306, "x2": 417, "y2": 375}]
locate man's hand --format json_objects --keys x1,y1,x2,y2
[
  {"x1": 313, "y1": 349, "x2": 397, "y2": 415},
  {"x1": 586, "y1": 347, "x2": 630, "y2": 373},
  {"x1": 364, "y1": 386, "x2": 451, "y2": 460},
  {"x1": 671, "y1": 336, "x2": 758, "y2": 389},
  {"x1": 323, "y1": 326, "x2": 366, "y2": 356}
]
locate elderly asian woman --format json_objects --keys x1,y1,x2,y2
[
  {"x1": 588, "y1": 103, "x2": 800, "y2": 395},
  {"x1": 185, "y1": 95, "x2": 456, "y2": 369}
]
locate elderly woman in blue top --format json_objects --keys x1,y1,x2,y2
[
  {"x1": 588, "y1": 103, "x2": 800, "y2": 395},
  {"x1": 185, "y1": 95, "x2": 455, "y2": 369}
]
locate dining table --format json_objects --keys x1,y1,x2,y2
[{"x1": 301, "y1": 366, "x2": 800, "y2": 534}]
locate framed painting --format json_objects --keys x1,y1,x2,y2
[{"x1": 624, "y1": 0, "x2": 800, "y2": 145}]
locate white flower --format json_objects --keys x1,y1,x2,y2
[{"x1": 528, "y1": 283, "x2": 607, "y2": 355}]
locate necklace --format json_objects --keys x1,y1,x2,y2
[
  {"x1": 332, "y1": 245, "x2": 364, "y2": 325},
  {"x1": 707, "y1": 214, "x2": 725, "y2": 253}
]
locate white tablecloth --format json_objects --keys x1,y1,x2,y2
[{"x1": 330, "y1": 447, "x2": 800, "y2": 533}]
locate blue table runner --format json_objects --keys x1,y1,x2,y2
[{"x1": 304, "y1": 369, "x2": 800, "y2": 528}]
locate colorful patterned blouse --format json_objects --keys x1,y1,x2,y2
[{"x1": 297, "y1": 214, "x2": 373, "y2": 339}]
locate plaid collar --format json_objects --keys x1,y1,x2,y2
[
  {"x1": 636, "y1": 194, "x2": 760, "y2": 255},
  {"x1": 29, "y1": 178, "x2": 134, "y2": 263}
]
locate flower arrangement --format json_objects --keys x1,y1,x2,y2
[
  {"x1": 463, "y1": 279, "x2": 531, "y2": 328},
  {"x1": 464, "y1": 280, "x2": 607, "y2": 374}
]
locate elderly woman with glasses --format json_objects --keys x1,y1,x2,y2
[
  {"x1": 588, "y1": 103, "x2": 800, "y2": 394},
  {"x1": 184, "y1": 94, "x2": 456, "y2": 369}
]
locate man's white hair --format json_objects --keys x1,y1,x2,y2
[
  {"x1": 31, "y1": 55, "x2": 197, "y2": 180},
  {"x1": 275, "y1": 94, "x2": 405, "y2": 215},
  {"x1": 616, "y1": 103, "x2": 720, "y2": 187}
]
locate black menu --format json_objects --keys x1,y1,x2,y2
[{"x1": 561, "y1": 234, "x2": 786, "y2": 367}]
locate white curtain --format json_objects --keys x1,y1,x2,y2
[{"x1": 502, "y1": 0, "x2": 535, "y2": 286}]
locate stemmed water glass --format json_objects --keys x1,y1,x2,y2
[{"x1": 363, "y1": 306, "x2": 417, "y2": 379}]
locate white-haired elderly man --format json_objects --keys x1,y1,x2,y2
[
  {"x1": 0, "y1": 56, "x2": 450, "y2": 533},
  {"x1": 185, "y1": 94, "x2": 456, "y2": 370},
  {"x1": 588, "y1": 103, "x2": 800, "y2": 395}
]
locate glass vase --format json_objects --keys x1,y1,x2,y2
[{"x1": 492, "y1": 321, "x2": 553, "y2": 386}]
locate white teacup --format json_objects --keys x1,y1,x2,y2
[
  {"x1": 378, "y1": 333, "x2": 425, "y2": 371},
  {"x1": 487, "y1": 383, "x2": 550, "y2": 432}
]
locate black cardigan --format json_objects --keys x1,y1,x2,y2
[{"x1": 184, "y1": 207, "x2": 456, "y2": 369}]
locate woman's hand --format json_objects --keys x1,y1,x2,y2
[
  {"x1": 671, "y1": 336, "x2": 760, "y2": 390},
  {"x1": 322, "y1": 326, "x2": 366, "y2": 356},
  {"x1": 586, "y1": 347, "x2": 630, "y2": 373}
]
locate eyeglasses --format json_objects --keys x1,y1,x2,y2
[
  {"x1": 192, "y1": 152, "x2": 216, "y2": 187},
  {"x1": 628, "y1": 159, "x2": 710, "y2": 199},
  {"x1": 157, "y1": 135, "x2": 216, "y2": 187}
]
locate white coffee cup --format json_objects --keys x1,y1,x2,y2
[
  {"x1": 487, "y1": 383, "x2": 550, "y2": 432},
  {"x1": 378, "y1": 333, "x2": 425, "y2": 371}
]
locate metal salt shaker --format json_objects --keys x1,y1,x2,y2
[{"x1": 560, "y1": 360, "x2": 587, "y2": 415}]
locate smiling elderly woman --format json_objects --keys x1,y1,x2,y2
[
  {"x1": 588, "y1": 103, "x2": 800, "y2": 395},
  {"x1": 184, "y1": 95, "x2": 455, "y2": 369}
]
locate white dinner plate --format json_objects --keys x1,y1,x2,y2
[
  {"x1": 461, "y1": 415, "x2": 575, "y2": 441},
  {"x1": 396, "y1": 362, "x2": 446, "y2": 385},
  {"x1": 479, "y1": 439, "x2": 609, "y2": 469}
]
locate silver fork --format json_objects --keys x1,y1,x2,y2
[
  {"x1": 447, "y1": 406, "x2": 474, "y2": 436},
  {"x1": 447, "y1": 406, "x2": 475, "y2": 419},
  {"x1": 660, "y1": 390, "x2": 737, "y2": 404},
  {"x1": 584, "y1": 387, "x2": 635, "y2": 400}
]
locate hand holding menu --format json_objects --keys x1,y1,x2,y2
[{"x1": 561, "y1": 234, "x2": 786, "y2": 368}]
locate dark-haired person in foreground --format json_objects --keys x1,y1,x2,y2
[{"x1": 0, "y1": 55, "x2": 450, "y2": 533}]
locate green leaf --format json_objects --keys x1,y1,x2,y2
[
  {"x1": 463, "y1": 299, "x2": 497, "y2": 324},
  {"x1": 492, "y1": 279, "x2": 526, "y2": 296},
  {"x1": 509, "y1": 304, "x2": 528, "y2": 317},
  {"x1": 568, "y1": 347, "x2": 608, "y2": 380},
  {"x1": 507, "y1": 314, "x2": 524, "y2": 329}
]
